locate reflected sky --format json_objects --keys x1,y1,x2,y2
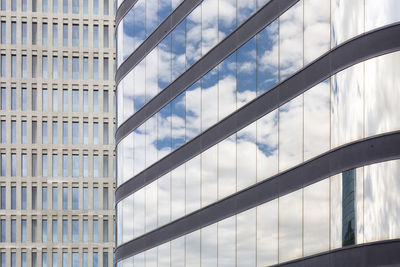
[
  {"x1": 331, "y1": 62, "x2": 363, "y2": 148},
  {"x1": 364, "y1": 160, "x2": 400, "y2": 242},
  {"x1": 304, "y1": 0, "x2": 330, "y2": 64},
  {"x1": 330, "y1": 174, "x2": 342, "y2": 249},
  {"x1": 304, "y1": 179, "x2": 330, "y2": 256},
  {"x1": 304, "y1": 80, "x2": 330, "y2": 160},
  {"x1": 257, "y1": 199, "x2": 278, "y2": 266},
  {"x1": 279, "y1": 94, "x2": 303, "y2": 171},
  {"x1": 117, "y1": 0, "x2": 400, "y2": 257},
  {"x1": 186, "y1": 230, "x2": 201, "y2": 267},
  {"x1": 279, "y1": 189, "x2": 302, "y2": 262},
  {"x1": 118, "y1": 159, "x2": 400, "y2": 266},
  {"x1": 279, "y1": 0, "x2": 303, "y2": 80},
  {"x1": 365, "y1": 0, "x2": 400, "y2": 31},
  {"x1": 171, "y1": 236, "x2": 185, "y2": 267},
  {"x1": 237, "y1": 122, "x2": 257, "y2": 190},
  {"x1": 237, "y1": 37, "x2": 257, "y2": 108},
  {"x1": 218, "y1": 134, "x2": 236, "y2": 199},
  {"x1": 331, "y1": 0, "x2": 364, "y2": 47},
  {"x1": 118, "y1": 51, "x2": 400, "y2": 247},
  {"x1": 237, "y1": 208, "x2": 256, "y2": 266},
  {"x1": 364, "y1": 52, "x2": 400, "y2": 137},
  {"x1": 145, "y1": 182, "x2": 157, "y2": 232},
  {"x1": 218, "y1": 216, "x2": 236, "y2": 267},
  {"x1": 202, "y1": 224, "x2": 218, "y2": 266}
]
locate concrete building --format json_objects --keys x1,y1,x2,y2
[
  {"x1": 115, "y1": 0, "x2": 400, "y2": 266},
  {"x1": 0, "y1": 0, "x2": 116, "y2": 265}
]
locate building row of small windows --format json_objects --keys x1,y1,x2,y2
[
  {"x1": 0, "y1": 250, "x2": 110, "y2": 267},
  {"x1": 0, "y1": 54, "x2": 112, "y2": 80},
  {"x1": 0, "y1": 216, "x2": 113, "y2": 243},
  {"x1": 1, "y1": 21, "x2": 112, "y2": 48},
  {"x1": 0, "y1": 87, "x2": 114, "y2": 113},
  {"x1": 0, "y1": 152, "x2": 115, "y2": 178},
  {"x1": 0, "y1": 0, "x2": 112, "y2": 15},
  {"x1": 0, "y1": 185, "x2": 112, "y2": 210},
  {"x1": 1, "y1": 120, "x2": 113, "y2": 145}
]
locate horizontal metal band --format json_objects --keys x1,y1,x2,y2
[
  {"x1": 115, "y1": 131, "x2": 400, "y2": 261},
  {"x1": 115, "y1": 0, "x2": 299, "y2": 143},
  {"x1": 115, "y1": 0, "x2": 138, "y2": 27},
  {"x1": 274, "y1": 239, "x2": 400, "y2": 267},
  {"x1": 115, "y1": 23, "x2": 400, "y2": 203},
  {"x1": 115, "y1": 0, "x2": 204, "y2": 79}
]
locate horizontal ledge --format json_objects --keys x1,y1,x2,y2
[
  {"x1": 115, "y1": 0, "x2": 299, "y2": 142},
  {"x1": 115, "y1": 23, "x2": 400, "y2": 203},
  {"x1": 115, "y1": 0, "x2": 139, "y2": 27},
  {"x1": 274, "y1": 238, "x2": 400, "y2": 266},
  {"x1": 115, "y1": 0, "x2": 204, "y2": 81},
  {"x1": 115, "y1": 130, "x2": 400, "y2": 261}
]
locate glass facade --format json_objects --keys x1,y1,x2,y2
[
  {"x1": 116, "y1": 0, "x2": 400, "y2": 266},
  {"x1": 0, "y1": 0, "x2": 116, "y2": 265}
]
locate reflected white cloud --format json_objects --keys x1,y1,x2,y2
[
  {"x1": 279, "y1": 189, "x2": 303, "y2": 262},
  {"x1": 364, "y1": 160, "x2": 400, "y2": 242},
  {"x1": 365, "y1": 0, "x2": 400, "y2": 31},
  {"x1": 237, "y1": 208, "x2": 256, "y2": 266},
  {"x1": 331, "y1": 63, "x2": 364, "y2": 147},
  {"x1": 202, "y1": 0, "x2": 219, "y2": 55},
  {"x1": 257, "y1": 200, "x2": 278, "y2": 266},
  {"x1": 186, "y1": 230, "x2": 201, "y2": 267},
  {"x1": 171, "y1": 236, "x2": 185, "y2": 267},
  {"x1": 304, "y1": 80, "x2": 330, "y2": 160},
  {"x1": 279, "y1": 0, "x2": 303, "y2": 80},
  {"x1": 331, "y1": 0, "x2": 364, "y2": 47},
  {"x1": 218, "y1": 216, "x2": 236, "y2": 266},
  {"x1": 279, "y1": 94, "x2": 303, "y2": 171},
  {"x1": 304, "y1": 179, "x2": 330, "y2": 255},
  {"x1": 365, "y1": 52, "x2": 400, "y2": 136},
  {"x1": 201, "y1": 224, "x2": 218, "y2": 266},
  {"x1": 304, "y1": 0, "x2": 330, "y2": 64}
]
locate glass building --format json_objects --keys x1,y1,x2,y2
[
  {"x1": 0, "y1": 0, "x2": 116, "y2": 265},
  {"x1": 115, "y1": 0, "x2": 400, "y2": 266}
]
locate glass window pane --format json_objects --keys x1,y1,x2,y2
[
  {"x1": 42, "y1": 219, "x2": 47, "y2": 242},
  {"x1": 42, "y1": 23, "x2": 48, "y2": 45},
  {"x1": 200, "y1": 225, "x2": 217, "y2": 266},
  {"x1": 63, "y1": 56, "x2": 68, "y2": 78},
  {"x1": 331, "y1": 0, "x2": 364, "y2": 47},
  {"x1": 279, "y1": 95, "x2": 303, "y2": 171},
  {"x1": 304, "y1": 0, "x2": 330, "y2": 64},
  {"x1": 72, "y1": 57, "x2": 79, "y2": 79},
  {"x1": 279, "y1": 189, "x2": 303, "y2": 262},
  {"x1": 257, "y1": 199, "x2": 278, "y2": 266},
  {"x1": 72, "y1": 0, "x2": 79, "y2": 13},
  {"x1": 304, "y1": 179, "x2": 330, "y2": 255},
  {"x1": 32, "y1": 22, "x2": 37, "y2": 44},
  {"x1": 52, "y1": 23, "x2": 58, "y2": 46},
  {"x1": 72, "y1": 155, "x2": 79, "y2": 177},
  {"x1": 42, "y1": 187, "x2": 48, "y2": 209},
  {"x1": 304, "y1": 80, "x2": 330, "y2": 160},
  {"x1": 52, "y1": 89, "x2": 58, "y2": 111},
  {"x1": 279, "y1": 1, "x2": 303, "y2": 80},
  {"x1": 52, "y1": 187, "x2": 58, "y2": 209},
  {"x1": 331, "y1": 63, "x2": 364, "y2": 147}
]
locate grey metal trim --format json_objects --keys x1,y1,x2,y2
[
  {"x1": 115, "y1": 0, "x2": 138, "y2": 27},
  {"x1": 115, "y1": 131, "x2": 400, "y2": 261},
  {"x1": 115, "y1": 0, "x2": 204, "y2": 80},
  {"x1": 115, "y1": 23, "x2": 400, "y2": 202},
  {"x1": 273, "y1": 239, "x2": 400, "y2": 267},
  {"x1": 115, "y1": 0, "x2": 299, "y2": 142}
]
